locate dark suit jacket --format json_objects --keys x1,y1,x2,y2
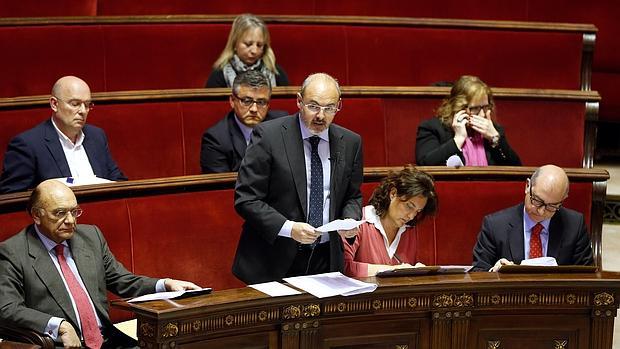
[
  {"x1": 472, "y1": 203, "x2": 594, "y2": 271},
  {"x1": 200, "y1": 110, "x2": 288, "y2": 173},
  {"x1": 0, "y1": 224, "x2": 157, "y2": 346},
  {"x1": 232, "y1": 114, "x2": 364, "y2": 284},
  {"x1": 0, "y1": 119, "x2": 126, "y2": 194},
  {"x1": 415, "y1": 117, "x2": 521, "y2": 166}
]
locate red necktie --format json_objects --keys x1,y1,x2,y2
[
  {"x1": 54, "y1": 244, "x2": 103, "y2": 349},
  {"x1": 529, "y1": 223, "x2": 543, "y2": 259}
]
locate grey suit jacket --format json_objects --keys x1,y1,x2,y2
[
  {"x1": 472, "y1": 203, "x2": 593, "y2": 271},
  {"x1": 0, "y1": 224, "x2": 157, "y2": 341},
  {"x1": 232, "y1": 114, "x2": 363, "y2": 284}
]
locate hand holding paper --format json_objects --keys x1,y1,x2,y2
[{"x1": 316, "y1": 218, "x2": 365, "y2": 232}]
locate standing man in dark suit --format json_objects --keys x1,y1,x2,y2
[
  {"x1": 0, "y1": 76, "x2": 126, "y2": 194},
  {"x1": 200, "y1": 70, "x2": 287, "y2": 173},
  {"x1": 472, "y1": 164, "x2": 593, "y2": 271},
  {"x1": 232, "y1": 73, "x2": 363, "y2": 284},
  {"x1": 0, "y1": 180, "x2": 200, "y2": 348}
]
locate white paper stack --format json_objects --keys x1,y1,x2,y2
[{"x1": 284, "y1": 272, "x2": 377, "y2": 298}]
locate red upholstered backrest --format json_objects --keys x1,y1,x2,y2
[
  {"x1": 0, "y1": 94, "x2": 588, "y2": 180},
  {"x1": 0, "y1": 0, "x2": 97, "y2": 17},
  {"x1": 0, "y1": 22, "x2": 585, "y2": 97},
  {"x1": 344, "y1": 27, "x2": 582, "y2": 89}
]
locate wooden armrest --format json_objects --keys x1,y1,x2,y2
[{"x1": 0, "y1": 324, "x2": 54, "y2": 349}]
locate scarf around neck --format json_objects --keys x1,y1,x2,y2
[
  {"x1": 461, "y1": 132, "x2": 489, "y2": 166},
  {"x1": 222, "y1": 54, "x2": 277, "y2": 88}
]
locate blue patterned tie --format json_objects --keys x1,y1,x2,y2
[{"x1": 308, "y1": 136, "x2": 323, "y2": 234}]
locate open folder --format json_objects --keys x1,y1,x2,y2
[{"x1": 375, "y1": 265, "x2": 472, "y2": 277}]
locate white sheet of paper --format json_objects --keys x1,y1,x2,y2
[
  {"x1": 284, "y1": 272, "x2": 377, "y2": 298},
  {"x1": 249, "y1": 282, "x2": 302, "y2": 297},
  {"x1": 128, "y1": 288, "x2": 212, "y2": 303},
  {"x1": 316, "y1": 219, "x2": 366, "y2": 233},
  {"x1": 520, "y1": 256, "x2": 558, "y2": 266},
  {"x1": 52, "y1": 176, "x2": 114, "y2": 187}
]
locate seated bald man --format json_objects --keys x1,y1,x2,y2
[
  {"x1": 472, "y1": 164, "x2": 593, "y2": 272},
  {"x1": 0, "y1": 76, "x2": 126, "y2": 194},
  {"x1": 0, "y1": 180, "x2": 200, "y2": 348}
]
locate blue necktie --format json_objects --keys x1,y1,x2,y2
[{"x1": 308, "y1": 136, "x2": 323, "y2": 234}]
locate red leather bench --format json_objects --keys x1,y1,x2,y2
[
  {"x1": 0, "y1": 167, "x2": 607, "y2": 322},
  {"x1": 0, "y1": 87, "x2": 599, "y2": 181},
  {"x1": 0, "y1": 17, "x2": 592, "y2": 97}
]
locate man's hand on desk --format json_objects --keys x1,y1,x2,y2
[
  {"x1": 164, "y1": 279, "x2": 201, "y2": 291},
  {"x1": 58, "y1": 320, "x2": 81, "y2": 349},
  {"x1": 489, "y1": 258, "x2": 514, "y2": 272},
  {"x1": 291, "y1": 222, "x2": 321, "y2": 244}
]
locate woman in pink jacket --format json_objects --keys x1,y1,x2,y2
[{"x1": 343, "y1": 165, "x2": 437, "y2": 277}]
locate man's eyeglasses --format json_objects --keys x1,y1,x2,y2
[
  {"x1": 40, "y1": 207, "x2": 84, "y2": 220},
  {"x1": 55, "y1": 97, "x2": 94, "y2": 110},
  {"x1": 232, "y1": 94, "x2": 269, "y2": 108},
  {"x1": 467, "y1": 104, "x2": 492, "y2": 115},
  {"x1": 300, "y1": 100, "x2": 341, "y2": 116},
  {"x1": 529, "y1": 186, "x2": 562, "y2": 212}
]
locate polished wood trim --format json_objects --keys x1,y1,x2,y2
[
  {"x1": 0, "y1": 87, "x2": 601, "y2": 109},
  {"x1": 111, "y1": 272, "x2": 620, "y2": 348},
  {"x1": 0, "y1": 167, "x2": 607, "y2": 210},
  {"x1": 0, "y1": 15, "x2": 598, "y2": 33}
]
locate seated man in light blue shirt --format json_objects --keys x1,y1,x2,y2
[
  {"x1": 0, "y1": 180, "x2": 200, "y2": 348},
  {"x1": 472, "y1": 164, "x2": 593, "y2": 272}
]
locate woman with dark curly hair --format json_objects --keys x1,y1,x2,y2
[
  {"x1": 415, "y1": 75, "x2": 521, "y2": 166},
  {"x1": 343, "y1": 166, "x2": 437, "y2": 277}
]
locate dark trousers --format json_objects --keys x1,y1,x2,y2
[{"x1": 286, "y1": 242, "x2": 330, "y2": 277}]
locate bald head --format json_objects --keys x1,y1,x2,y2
[
  {"x1": 300, "y1": 73, "x2": 341, "y2": 98},
  {"x1": 51, "y1": 76, "x2": 90, "y2": 98},
  {"x1": 530, "y1": 164, "x2": 570, "y2": 198},
  {"x1": 49, "y1": 76, "x2": 92, "y2": 142},
  {"x1": 30, "y1": 180, "x2": 79, "y2": 244}
]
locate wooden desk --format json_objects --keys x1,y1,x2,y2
[{"x1": 113, "y1": 272, "x2": 620, "y2": 349}]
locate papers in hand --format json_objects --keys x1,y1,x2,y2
[
  {"x1": 520, "y1": 257, "x2": 558, "y2": 266},
  {"x1": 316, "y1": 219, "x2": 366, "y2": 232},
  {"x1": 128, "y1": 288, "x2": 212, "y2": 303},
  {"x1": 249, "y1": 282, "x2": 301, "y2": 297},
  {"x1": 284, "y1": 272, "x2": 377, "y2": 298}
]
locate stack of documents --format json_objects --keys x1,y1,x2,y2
[
  {"x1": 251, "y1": 273, "x2": 377, "y2": 299},
  {"x1": 283, "y1": 272, "x2": 377, "y2": 298}
]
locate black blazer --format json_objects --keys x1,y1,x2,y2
[
  {"x1": 0, "y1": 119, "x2": 126, "y2": 193},
  {"x1": 232, "y1": 114, "x2": 363, "y2": 284},
  {"x1": 415, "y1": 117, "x2": 521, "y2": 166},
  {"x1": 200, "y1": 110, "x2": 288, "y2": 173},
  {"x1": 472, "y1": 203, "x2": 593, "y2": 271},
  {"x1": 205, "y1": 64, "x2": 289, "y2": 88}
]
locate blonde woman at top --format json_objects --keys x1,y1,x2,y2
[
  {"x1": 206, "y1": 14, "x2": 289, "y2": 88},
  {"x1": 416, "y1": 75, "x2": 521, "y2": 166}
]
